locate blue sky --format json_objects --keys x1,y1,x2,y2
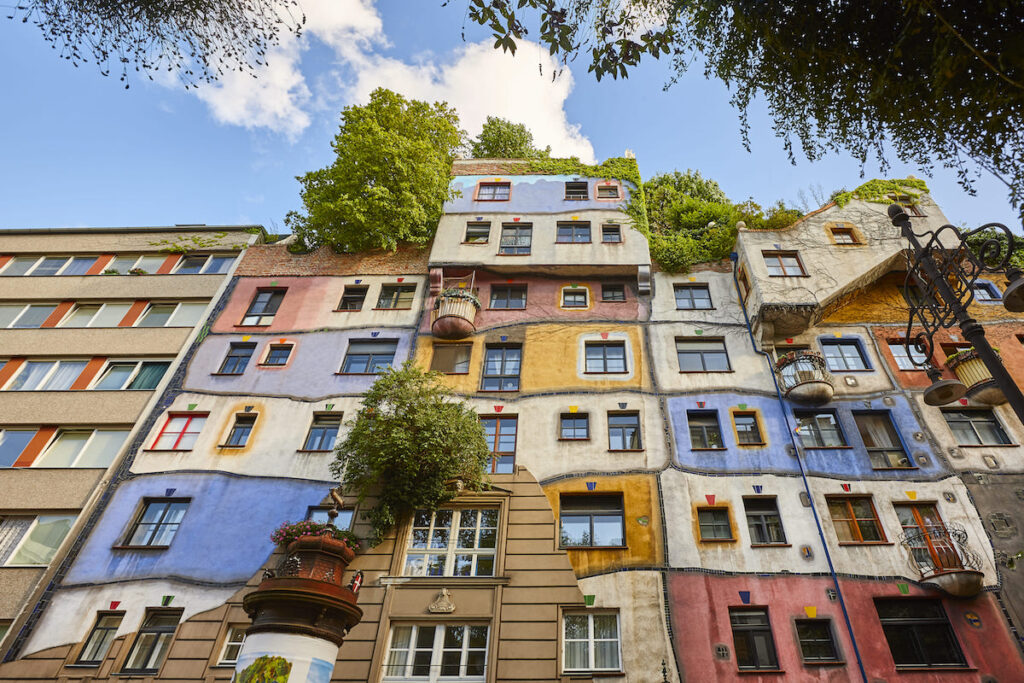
[{"x1": 0, "y1": 1, "x2": 1018, "y2": 233}]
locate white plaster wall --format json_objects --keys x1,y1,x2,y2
[
  {"x1": 647, "y1": 323, "x2": 776, "y2": 394},
  {"x1": 912, "y1": 395, "x2": 1024, "y2": 473},
  {"x1": 649, "y1": 270, "x2": 746, "y2": 325},
  {"x1": 776, "y1": 324, "x2": 896, "y2": 397}
]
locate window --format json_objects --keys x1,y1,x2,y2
[
  {"x1": 377, "y1": 285, "x2": 416, "y2": 309},
  {"x1": 121, "y1": 610, "x2": 182, "y2": 674},
  {"x1": 854, "y1": 412, "x2": 911, "y2": 468},
  {"x1": 430, "y1": 344, "x2": 472, "y2": 374},
  {"x1": 676, "y1": 338, "x2": 730, "y2": 371},
  {"x1": 59, "y1": 302, "x2": 132, "y2": 328},
  {"x1": 385, "y1": 624, "x2": 488, "y2": 681},
  {"x1": 562, "y1": 288, "x2": 588, "y2": 308},
  {"x1": 762, "y1": 251, "x2": 806, "y2": 277},
  {"x1": 217, "y1": 626, "x2": 246, "y2": 666},
  {"x1": 480, "y1": 346, "x2": 520, "y2": 391},
  {"x1": 338, "y1": 286, "x2": 368, "y2": 311},
  {"x1": 341, "y1": 340, "x2": 398, "y2": 374},
  {"x1": 875, "y1": 599, "x2": 965, "y2": 668},
  {"x1": 585, "y1": 342, "x2": 626, "y2": 373},
  {"x1": 481, "y1": 416, "x2": 516, "y2": 473},
  {"x1": 173, "y1": 254, "x2": 234, "y2": 275},
  {"x1": 601, "y1": 284, "x2": 625, "y2": 302},
  {"x1": 560, "y1": 413, "x2": 589, "y2": 440},
  {"x1": 560, "y1": 494, "x2": 624, "y2": 547},
  {"x1": 219, "y1": 343, "x2": 256, "y2": 375},
  {"x1": 0, "y1": 303, "x2": 57, "y2": 329},
  {"x1": 498, "y1": 224, "x2": 532, "y2": 255},
  {"x1": 5, "y1": 360, "x2": 87, "y2": 390},
  {"x1": 106, "y1": 256, "x2": 141, "y2": 274},
  {"x1": 564, "y1": 181, "x2": 588, "y2": 200},
  {"x1": 688, "y1": 411, "x2": 723, "y2": 449},
  {"x1": 830, "y1": 225, "x2": 858, "y2": 244},
  {"x1": 730, "y1": 608, "x2": 778, "y2": 671},
  {"x1": 596, "y1": 185, "x2": 620, "y2": 199},
  {"x1": 796, "y1": 619, "x2": 839, "y2": 662},
  {"x1": 477, "y1": 182, "x2": 510, "y2": 200},
  {"x1": 601, "y1": 224, "x2": 622, "y2": 243},
  {"x1": 0, "y1": 514, "x2": 75, "y2": 566},
  {"x1": 488, "y1": 285, "x2": 526, "y2": 309},
  {"x1": 889, "y1": 340, "x2": 929, "y2": 370},
  {"x1": 973, "y1": 282, "x2": 1001, "y2": 301},
  {"x1": 821, "y1": 340, "x2": 868, "y2": 371},
  {"x1": 464, "y1": 222, "x2": 490, "y2": 243},
  {"x1": 224, "y1": 414, "x2": 256, "y2": 447},
  {"x1": 93, "y1": 360, "x2": 170, "y2": 390},
  {"x1": 794, "y1": 411, "x2": 847, "y2": 448},
  {"x1": 737, "y1": 269, "x2": 751, "y2": 302},
  {"x1": 674, "y1": 284, "x2": 712, "y2": 310},
  {"x1": 556, "y1": 222, "x2": 591, "y2": 243},
  {"x1": 0, "y1": 429, "x2": 35, "y2": 467},
  {"x1": 263, "y1": 344, "x2": 292, "y2": 366},
  {"x1": 307, "y1": 507, "x2": 354, "y2": 529},
  {"x1": 891, "y1": 195, "x2": 927, "y2": 217},
  {"x1": 697, "y1": 508, "x2": 733, "y2": 540},
  {"x1": 744, "y1": 498, "x2": 786, "y2": 545},
  {"x1": 124, "y1": 499, "x2": 189, "y2": 547},
  {"x1": 135, "y1": 302, "x2": 206, "y2": 328},
  {"x1": 0, "y1": 621, "x2": 7, "y2": 643},
  {"x1": 608, "y1": 413, "x2": 641, "y2": 450},
  {"x1": 404, "y1": 508, "x2": 498, "y2": 577},
  {"x1": 34, "y1": 429, "x2": 128, "y2": 468},
  {"x1": 733, "y1": 412, "x2": 764, "y2": 445},
  {"x1": 1, "y1": 255, "x2": 97, "y2": 276},
  {"x1": 302, "y1": 414, "x2": 341, "y2": 451},
  {"x1": 942, "y1": 409, "x2": 1011, "y2": 445},
  {"x1": 241, "y1": 289, "x2": 284, "y2": 326},
  {"x1": 827, "y1": 497, "x2": 885, "y2": 543},
  {"x1": 152, "y1": 413, "x2": 207, "y2": 450},
  {"x1": 77, "y1": 613, "x2": 124, "y2": 665},
  {"x1": 895, "y1": 504, "x2": 963, "y2": 574},
  {"x1": 563, "y1": 613, "x2": 621, "y2": 672}
]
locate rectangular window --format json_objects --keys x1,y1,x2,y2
[
  {"x1": 124, "y1": 499, "x2": 189, "y2": 547},
  {"x1": 173, "y1": 254, "x2": 233, "y2": 275},
  {"x1": 563, "y1": 613, "x2": 621, "y2": 672},
  {"x1": 302, "y1": 414, "x2": 341, "y2": 451},
  {"x1": 224, "y1": 414, "x2": 256, "y2": 447},
  {"x1": 562, "y1": 289, "x2": 588, "y2": 308},
  {"x1": 556, "y1": 222, "x2": 591, "y2": 243},
  {"x1": 738, "y1": 269, "x2": 751, "y2": 302},
  {"x1": 697, "y1": 508, "x2": 733, "y2": 540},
  {"x1": 0, "y1": 303, "x2": 57, "y2": 329},
  {"x1": 830, "y1": 227, "x2": 858, "y2": 244},
  {"x1": 341, "y1": 340, "x2": 398, "y2": 374},
  {"x1": 676, "y1": 338, "x2": 730, "y2": 372},
  {"x1": 821, "y1": 340, "x2": 868, "y2": 371},
  {"x1": 973, "y1": 282, "x2": 1001, "y2": 301},
  {"x1": 763, "y1": 250, "x2": 806, "y2": 276},
  {"x1": 481, "y1": 416, "x2": 516, "y2": 474},
  {"x1": 488, "y1": 285, "x2": 526, "y2": 309},
  {"x1": 560, "y1": 494, "x2": 624, "y2": 547},
  {"x1": 674, "y1": 284, "x2": 712, "y2": 310},
  {"x1": 895, "y1": 504, "x2": 963, "y2": 574},
  {"x1": 796, "y1": 619, "x2": 840, "y2": 662},
  {"x1": 596, "y1": 185, "x2": 620, "y2": 199},
  {"x1": 733, "y1": 412, "x2": 764, "y2": 445},
  {"x1": 560, "y1": 413, "x2": 589, "y2": 440},
  {"x1": 608, "y1": 412, "x2": 641, "y2": 450},
  {"x1": 217, "y1": 625, "x2": 247, "y2": 666},
  {"x1": 730, "y1": 608, "x2": 779, "y2": 671},
  {"x1": 34, "y1": 429, "x2": 129, "y2": 468},
  {"x1": 480, "y1": 346, "x2": 521, "y2": 392},
  {"x1": 219, "y1": 343, "x2": 256, "y2": 375},
  {"x1": 5, "y1": 359, "x2": 87, "y2": 391},
  {"x1": 0, "y1": 514, "x2": 75, "y2": 566},
  {"x1": 385, "y1": 624, "x2": 489, "y2": 680},
  {"x1": 585, "y1": 342, "x2": 627, "y2": 373},
  {"x1": 0, "y1": 429, "x2": 35, "y2": 467},
  {"x1": 135, "y1": 302, "x2": 207, "y2": 328},
  {"x1": 404, "y1": 508, "x2": 498, "y2": 577},
  {"x1": 121, "y1": 610, "x2": 182, "y2": 674},
  {"x1": 241, "y1": 289, "x2": 285, "y2": 326},
  {"x1": 889, "y1": 340, "x2": 929, "y2": 370},
  {"x1": 827, "y1": 496, "x2": 885, "y2": 543},
  {"x1": 601, "y1": 224, "x2": 622, "y2": 243},
  {"x1": 430, "y1": 344, "x2": 472, "y2": 374},
  {"x1": 499, "y1": 224, "x2": 532, "y2": 255},
  {"x1": 794, "y1": 411, "x2": 846, "y2": 448},
  {"x1": 0, "y1": 257, "x2": 39, "y2": 276},
  {"x1": 377, "y1": 285, "x2": 416, "y2": 309},
  {"x1": 107, "y1": 256, "x2": 139, "y2": 274},
  {"x1": 338, "y1": 286, "x2": 368, "y2": 311},
  {"x1": 688, "y1": 411, "x2": 723, "y2": 449},
  {"x1": 601, "y1": 284, "x2": 625, "y2": 302},
  {"x1": 892, "y1": 195, "x2": 927, "y2": 217},
  {"x1": 854, "y1": 412, "x2": 911, "y2": 468},
  {"x1": 263, "y1": 344, "x2": 292, "y2": 366},
  {"x1": 3, "y1": 255, "x2": 98, "y2": 277},
  {"x1": 59, "y1": 302, "x2": 132, "y2": 328},
  {"x1": 744, "y1": 498, "x2": 786, "y2": 545},
  {"x1": 152, "y1": 413, "x2": 207, "y2": 450},
  {"x1": 942, "y1": 409, "x2": 1011, "y2": 445},
  {"x1": 93, "y1": 360, "x2": 170, "y2": 390},
  {"x1": 564, "y1": 181, "x2": 589, "y2": 200},
  {"x1": 307, "y1": 507, "x2": 354, "y2": 529},
  {"x1": 77, "y1": 612, "x2": 124, "y2": 665},
  {"x1": 875, "y1": 599, "x2": 966, "y2": 668},
  {"x1": 464, "y1": 222, "x2": 490, "y2": 243},
  {"x1": 477, "y1": 181, "x2": 510, "y2": 200}
]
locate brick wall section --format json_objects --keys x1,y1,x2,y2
[
  {"x1": 451, "y1": 159, "x2": 532, "y2": 176},
  {"x1": 651, "y1": 258, "x2": 733, "y2": 275},
  {"x1": 235, "y1": 243, "x2": 431, "y2": 277}
]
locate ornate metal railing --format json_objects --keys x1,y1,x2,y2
[
  {"x1": 899, "y1": 522, "x2": 983, "y2": 578},
  {"x1": 775, "y1": 351, "x2": 835, "y2": 404}
]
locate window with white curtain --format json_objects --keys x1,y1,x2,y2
[
  {"x1": 135, "y1": 302, "x2": 207, "y2": 328},
  {"x1": 4, "y1": 360, "x2": 87, "y2": 390},
  {"x1": 562, "y1": 612, "x2": 621, "y2": 672},
  {"x1": 384, "y1": 624, "x2": 488, "y2": 681},
  {"x1": 0, "y1": 514, "x2": 76, "y2": 566},
  {"x1": 59, "y1": 302, "x2": 133, "y2": 328},
  {"x1": 34, "y1": 429, "x2": 129, "y2": 468}
]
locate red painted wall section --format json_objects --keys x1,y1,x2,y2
[
  {"x1": 118, "y1": 300, "x2": 149, "y2": 327},
  {"x1": 155, "y1": 254, "x2": 181, "y2": 274},
  {"x1": 69, "y1": 357, "x2": 108, "y2": 390},
  {"x1": 85, "y1": 254, "x2": 115, "y2": 275},
  {"x1": 13, "y1": 427, "x2": 57, "y2": 467},
  {"x1": 667, "y1": 573, "x2": 1024, "y2": 682},
  {"x1": 0, "y1": 358, "x2": 26, "y2": 389},
  {"x1": 0, "y1": 255, "x2": 11, "y2": 271},
  {"x1": 40, "y1": 302, "x2": 74, "y2": 328}
]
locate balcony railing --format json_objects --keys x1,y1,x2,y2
[
  {"x1": 430, "y1": 289, "x2": 480, "y2": 339},
  {"x1": 775, "y1": 351, "x2": 835, "y2": 405},
  {"x1": 945, "y1": 347, "x2": 1007, "y2": 405},
  {"x1": 899, "y1": 522, "x2": 984, "y2": 597}
]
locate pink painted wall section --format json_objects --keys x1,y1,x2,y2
[{"x1": 667, "y1": 572, "x2": 1023, "y2": 682}]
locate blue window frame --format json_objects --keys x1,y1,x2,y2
[{"x1": 973, "y1": 281, "x2": 1001, "y2": 302}]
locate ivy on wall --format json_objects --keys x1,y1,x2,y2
[{"x1": 833, "y1": 178, "x2": 929, "y2": 208}]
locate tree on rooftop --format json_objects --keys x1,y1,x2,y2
[
  {"x1": 470, "y1": 116, "x2": 551, "y2": 158},
  {"x1": 286, "y1": 88, "x2": 465, "y2": 252}
]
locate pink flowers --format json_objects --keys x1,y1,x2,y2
[{"x1": 270, "y1": 520, "x2": 361, "y2": 550}]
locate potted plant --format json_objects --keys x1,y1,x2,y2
[
  {"x1": 127, "y1": 267, "x2": 147, "y2": 275},
  {"x1": 270, "y1": 519, "x2": 360, "y2": 554},
  {"x1": 102, "y1": 268, "x2": 120, "y2": 275},
  {"x1": 435, "y1": 287, "x2": 481, "y2": 310}
]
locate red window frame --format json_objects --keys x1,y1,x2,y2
[{"x1": 151, "y1": 413, "x2": 208, "y2": 450}]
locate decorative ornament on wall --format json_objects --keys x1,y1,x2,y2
[
  {"x1": 943, "y1": 492, "x2": 956, "y2": 503},
  {"x1": 618, "y1": 402, "x2": 627, "y2": 409},
  {"x1": 500, "y1": 335, "x2": 508, "y2": 342},
  {"x1": 109, "y1": 601, "x2": 121, "y2": 610},
  {"x1": 688, "y1": 276, "x2": 696, "y2": 282},
  {"x1": 354, "y1": 279, "x2": 362, "y2": 284},
  {"x1": 905, "y1": 490, "x2": 918, "y2": 500},
  {"x1": 396, "y1": 277, "x2": 405, "y2": 283},
  {"x1": 738, "y1": 590, "x2": 751, "y2": 604},
  {"x1": 161, "y1": 595, "x2": 175, "y2": 606},
  {"x1": 913, "y1": 431, "x2": 925, "y2": 442},
  {"x1": 370, "y1": 331, "x2": 380, "y2": 337},
  {"x1": 493, "y1": 406, "x2": 503, "y2": 413},
  {"x1": 513, "y1": 217, "x2": 520, "y2": 222},
  {"x1": 165, "y1": 488, "x2": 176, "y2": 496},
  {"x1": 694, "y1": 329, "x2": 703, "y2": 335},
  {"x1": 882, "y1": 396, "x2": 895, "y2": 406},
  {"x1": 325, "y1": 404, "x2": 335, "y2": 411},
  {"x1": 569, "y1": 406, "x2": 578, "y2": 413},
  {"x1": 697, "y1": 401, "x2": 705, "y2": 408},
  {"x1": 242, "y1": 335, "x2": 251, "y2": 341},
  {"x1": 785, "y1": 338, "x2": 794, "y2": 344},
  {"x1": 187, "y1": 403, "x2": 198, "y2": 411},
  {"x1": 800, "y1": 545, "x2": 814, "y2": 560},
  {"x1": 269, "y1": 281, "x2": 278, "y2": 286},
  {"x1": 897, "y1": 583, "x2": 910, "y2": 595},
  {"x1": 705, "y1": 494, "x2": 716, "y2": 505},
  {"x1": 476, "y1": 217, "x2": 483, "y2": 222},
  {"x1": 244, "y1": 405, "x2": 254, "y2": 412},
  {"x1": 841, "y1": 484, "x2": 851, "y2": 492},
  {"x1": 586, "y1": 481, "x2": 597, "y2": 491},
  {"x1": 600, "y1": 332, "x2": 609, "y2": 339},
  {"x1": 737, "y1": 404, "x2": 747, "y2": 410},
  {"x1": 959, "y1": 398, "x2": 970, "y2": 406},
  {"x1": 826, "y1": 588, "x2": 838, "y2": 601},
  {"x1": 636, "y1": 516, "x2": 649, "y2": 527},
  {"x1": 803, "y1": 606, "x2": 817, "y2": 618},
  {"x1": 752, "y1": 485, "x2": 763, "y2": 494},
  {"x1": 428, "y1": 587, "x2": 456, "y2": 614},
  {"x1": 584, "y1": 594, "x2": 596, "y2": 606}
]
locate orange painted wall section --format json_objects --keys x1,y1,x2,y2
[
  {"x1": 156, "y1": 254, "x2": 181, "y2": 275},
  {"x1": 118, "y1": 300, "x2": 149, "y2": 327},
  {"x1": 0, "y1": 358, "x2": 26, "y2": 389},
  {"x1": 85, "y1": 254, "x2": 115, "y2": 275},
  {"x1": 40, "y1": 302, "x2": 74, "y2": 328},
  {"x1": 13, "y1": 427, "x2": 57, "y2": 467},
  {"x1": 70, "y1": 357, "x2": 108, "y2": 390}
]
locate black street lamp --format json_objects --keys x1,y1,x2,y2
[{"x1": 888, "y1": 204, "x2": 1024, "y2": 426}]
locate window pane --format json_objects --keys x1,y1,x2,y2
[
  {"x1": 134, "y1": 256, "x2": 166, "y2": 274},
  {"x1": 76, "y1": 430, "x2": 129, "y2": 468},
  {"x1": 175, "y1": 255, "x2": 207, "y2": 274},
  {"x1": 1, "y1": 257, "x2": 38, "y2": 276},
  {"x1": 136, "y1": 305, "x2": 176, "y2": 327},
  {"x1": 42, "y1": 361, "x2": 87, "y2": 390},
  {"x1": 0, "y1": 430, "x2": 35, "y2": 467},
  {"x1": 35, "y1": 431, "x2": 90, "y2": 467},
  {"x1": 108, "y1": 257, "x2": 137, "y2": 273},
  {"x1": 168, "y1": 302, "x2": 207, "y2": 327},
  {"x1": 94, "y1": 363, "x2": 137, "y2": 390},
  {"x1": 7, "y1": 514, "x2": 74, "y2": 565},
  {"x1": 7, "y1": 361, "x2": 55, "y2": 390},
  {"x1": 0, "y1": 305, "x2": 22, "y2": 328},
  {"x1": 127, "y1": 362, "x2": 170, "y2": 390},
  {"x1": 30, "y1": 257, "x2": 69, "y2": 276},
  {"x1": 89, "y1": 303, "x2": 132, "y2": 327},
  {"x1": 13, "y1": 305, "x2": 57, "y2": 328},
  {"x1": 59, "y1": 305, "x2": 100, "y2": 327}
]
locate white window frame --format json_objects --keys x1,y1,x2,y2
[
  {"x1": 0, "y1": 513, "x2": 77, "y2": 567},
  {"x1": 0, "y1": 303, "x2": 59, "y2": 329},
  {"x1": 2, "y1": 359, "x2": 88, "y2": 391},
  {"x1": 33, "y1": 428, "x2": 129, "y2": 468},
  {"x1": 89, "y1": 359, "x2": 173, "y2": 391},
  {"x1": 57, "y1": 302, "x2": 134, "y2": 328},
  {"x1": 217, "y1": 625, "x2": 247, "y2": 665},
  {"x1": 404, "y1": 508, "x2": 498, "y2": 577},
  {"x1": 0, "y1": 255, "x2": 98, "y2": 277},
  {"x1": 172, "y1": 254, "x2": 237, "y2": 275},
  {"x1": 384, "y1": 623, "x2": 489, "y2": 682},
  {"x1": 562, "y1": 611, "x2": 622, "y2": 673},
  {"x1": 132, "y1": 302, "x2": 207, "y2": 328},
  {"x1": 104, "y1": 254, "x2": 166, "y2": 275}
]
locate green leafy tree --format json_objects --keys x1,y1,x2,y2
[
  {"x1": 286, "y1": 88, "x2": 465, "y2": 252},
  {"x1": 470, "y1": 116, "x2": 551, "y2": 158},
  {"x1": 461, "y1": 1, "x2": 1024, "y2": 218},
  {"x1": 734, "y1": 200, "x2": 805, "y2": 231},
  {"x1": 330, "y1": 363, "x2": 490, "y2": 545}
]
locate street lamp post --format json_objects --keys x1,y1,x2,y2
[{"x1": 888, "y1": 204, "x2": 1024, "y2": 427}]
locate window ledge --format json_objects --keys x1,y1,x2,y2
[
  {"x1": 563, "y1": 671, "x2": 624, "y2": 678},
  {"x1": 64, "y1": 664, "x2": 102, "y2": 669},
  {"x1": 679, "y1": 370, "x2": 735, "y2": 374},
  {"x1": 675, "y1": 307, "x2": 717, "y2": 311},
  {"x1": 486, "y1": 307, "x2": 527, "y2": 311},
  {"x1": 372, "y1": 307, "x2": 413, "y2": 311},
  {"x1": 802, "y1": 446, "x2": 853, "y2": 450},
  {"x1": 737, "y1": 442, "x2": 768, "y2": 447},
  {"x1": 698, "y1": 538, "x2": 737, "y2": 544},
  {"x1": 141, "y1": 448, "x2": 193, "y2": 453},
  {"x1": 296, "y1": 449, "x2": 332, "y2": 454},
  {"x1": 335, "y1": 372, "x2": 387, "y2": 376},
  {"x1": 378, "y1": 575, "x2": 510, "y2": 587},
  {"x1": 559, "y1": 438, "x2": 591, "y2": 442},
  {"x1": 460, "y1": 241, "x2": 490, "y2": 245},
  {"x1": 750, "y1": 543, "x2": 792, "y2": 548},
  {"x1": 870, "y1": 467, "x2": 919, "y2": 471},
  {"x1": 957, "y1": 443, "x2": 1018, "y2": 448},
  {"x1": 210, "y1": 372, "x2": 244, "y2": 377},
  {"x1": 555, "y1": 241, "x2": 594, "y2": 245},
  {"x1": 737, "y1": 669, "x2": 786, "y2": 675},
  {"x1": 830, "y1": 369, "x2": 874, "y2": 374},
  {"x1": 562, "y1": 545, "x2": 628, "y2": 551},
  {"x1": 234, "y1": 324, "x2": 271, "y2": 328},
  {"x1": 257, "y1": 364, "x2": 288, "y2": 369},
  {"x1": 496, "y1": 253, "x2": 532, "y2": 256},
  {"x1": 837, "y1": 541, "x2": 894, "y2": 546},
  {"x1": 802, "y1": 660, "x2": 846, "y2": 666},
  {"x1": 894, "y1": 666, "x2": 975, "y2": 672},
  {"x1": 692, "y1": 447, "x2": 727, "y2": 452},
  {"x1": 608, "y1": 449, "x2": 644, "y2": 453},
  {"x1": 111, "y1": 545, "x2": 170, "y2": 551},
  {"x1": 217, "y1": 444, "x2": 247, "y2": 449}
]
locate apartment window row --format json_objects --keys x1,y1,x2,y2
[
  {"x1": 462, "y1": 283, "x2": 630, "y2": 310},
  {"x1": 462, "y1": 222, "x2": 624, "y2": 252},
  {"x1": 473, "y1": 180, "x2": 621, "y2": 203},
  {"x1": 0, "y1": 253, "x2": 235, "y2": 277},
  {"x1": 1, "y1": 358, "x2": 170, "y2": 392},
  {"x1": 217, "y1": 339, "x2": 397, "y2": 376},
  {"x1": 147, "y1": 411, "x2": 342, "y2": 453},
  {"x1": 0, "y1": 301, "x2": 207, "y2": 329},
  {"x1": 0, "y1": 513, "x2": 76, "y2": 566},
  {"x1": 239, "y1": 284, "x2": 417, "y2": 326},
  {"x1": 0, "y1": 427, "x2": 129, "y2": 468}
]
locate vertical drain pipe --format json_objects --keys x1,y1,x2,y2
[{"x1": 730, "y1": 251, "x2": 869, "y2": 683}]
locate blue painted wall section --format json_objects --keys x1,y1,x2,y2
[{"x1": 446, "y1": 175, "x2": 634, "y2": 213}]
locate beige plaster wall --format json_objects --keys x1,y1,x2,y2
[
  {"x1": 0, "y1": 328, "x2": 192, "y2": 356},
  {"x1": 0, "y1": 391, "x2": 149, "y2": 426}
]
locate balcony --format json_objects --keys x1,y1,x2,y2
[
  {"x1": 431, "y1": 288, "x2": 480, "y2": 339},
  {"x1": 899, "y1": 522, "x2": 985, "y2": 597},
  {"x1": 775, "y1": 351, "x2": 834, "y2": 405},
  {"x1": 945, "y1": 347, "x2": 1006, "y2": 405}
]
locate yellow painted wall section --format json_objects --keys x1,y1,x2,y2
[{"x1": 542, "y1": 473, "x2": 662, "y2": 577}]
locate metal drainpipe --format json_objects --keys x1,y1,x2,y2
[{"x1": 730, "y1": 252, "x2": 869, "y2": 683}]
